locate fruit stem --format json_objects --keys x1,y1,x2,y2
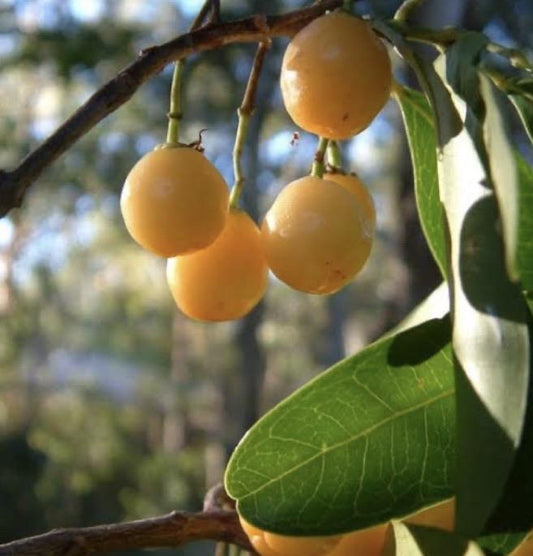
[
  {"x1": 327, "y1": 141, "x2": 343, "y2": 172},
  {"x1": 166, "y1": 60, "x2": 184, "y2": 144},
  {"x1": 229, "y1": 41, "x2": 270, "y2": 209},
  {"x1": 229, "y1": 109, "x2": 250, "y2": 209},
  {"x1": 310, "y1": 137, "x2": 329, "y2": 178}
]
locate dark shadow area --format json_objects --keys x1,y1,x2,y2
[
  {"x1": 387, "y1": 316, "x2": 451, "y2": 367},
  {"x1": 459, "y1": 196, "x2": 526, "y2": 322},
  {"x1": 482, "y1": 312, "x2": 533, "y2": 535},
  {"x1": 400, "y1": 522, "x2": 472, "y2": 556},
  {"x1": 0, "y1": 431, "x2": 47, "y2": 543},
  {"x1": 454, "y1": 359, "x2": 517, "y2": 536}
]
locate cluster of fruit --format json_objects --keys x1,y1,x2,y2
[{"x1": 120, "y1": 10, "x2": 391, "y2": 322}]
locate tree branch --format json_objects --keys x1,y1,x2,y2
[
  {"x1": 0, "y1": 0, "x2": 344, "y2": 218},
  {"x1": 0, "y1": 510, "x2": 253, "y2": 556}
]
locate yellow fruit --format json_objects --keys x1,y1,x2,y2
[
  {"x1": 324, "y1": 172, "x2": 376, "y2": 235},
  {"x1": 261, "y1": 175, "x2": 372, "y2": 294},
  {"x1": 404, "y1": 497, "x2": 455, "y2": 532},
  {"x1": 325, "y1": 524, "x2": 387, "y2": 556},
  {"x1": 120, "y1": 146, "x2": 229, "y2": 257},
  {"x1": 280, "y1": 11, "x2": 391, "y2": 139},
  {"x1": 166, "y1": 208, "x2": 267, "y2": 321},
  {"x1": 239, "y1": 516, "x2": 342, "y2": 556}
]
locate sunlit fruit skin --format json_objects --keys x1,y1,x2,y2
[
  {"x1": 280, "y1": 12, "x2": 392, "y2": 140},
  {"x1": 239, "y1": 516, "x2": 342, "y2": 556},
  {"x1": 166, "y1": 208, "x2": 267, "y2": 322},
  {"x1": 261, "y1": 176, "x2": 372, "y2": 294},
  {"x1": 120, "y1": 147, "x2": 229, "y2": 257},
  {"x1": 324, "y1": 172, "x2": 376, "y2": 235}
]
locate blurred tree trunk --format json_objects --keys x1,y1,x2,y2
[{"x1": 162, "y1": 310, "x2": 193, "y2": 453}]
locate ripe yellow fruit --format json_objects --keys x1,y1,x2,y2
[
  {"x1": 239, "y1": 499, "x2": 455, "y2": 556},
  {"x1": 280, "y1": 11, "x2": 392, "y2": 140},
  {"x1": 239, "y1": 516, "x2": 342, "y2": 556},
  {"x1": 325, "y1": 524, "x2": 387, "y2": 556},
  {"x1": 324, "y1": 172, "x2": 376, "y2": 235},
  {"x1": 166, "y1": 208, "x2": 267, "y2": 322},
  {"x1": 120, "y1": 146, "x2": 229, "y2": 257},
  {"x1": 261, "y1": 176, "x2": 372, "y2": 294}
]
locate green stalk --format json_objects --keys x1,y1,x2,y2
[
  {"x1": 310, "y1": 137, "x2": 329, "y2": 178},
  {"x1": 166, "y1": 60, "x2": 184, "y2": 145},
  {"x1": 229, "y1": 41, "x2": 270, "y2": 209},
  {"x1": 229, "y1": 110, "x2": 250, "y2": 208},
  {"x1": 327, "y1": 140, "x2": 343, "y2": 172}
]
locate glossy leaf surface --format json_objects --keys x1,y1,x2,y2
[{"x1": 225, "y1": 317, "x2": 454, "y2": 535}]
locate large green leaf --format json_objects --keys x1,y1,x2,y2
[
  {"x1": 225, "y1": 317, "x2": 455, "y2": 535},
  {"x1": 394, "y1": 85, "x2": 447, "y2": 277},
  {"x1": 426, "y1": 40, "x2": 530, "y2": 536},
  {"x1": 384, "y1": 521, "x2": 484, "y2": 556}
]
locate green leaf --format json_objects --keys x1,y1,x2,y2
[
  {"x1": 426, "y1": 41, "x2": 530, "y2": 536},
  {"x1": 394, "y1": 85, "x2": 447, "y2": 277},
  {"x1": 480, "y1": 75, "x2": 519, "y2": 281},
  {"x1": 509, "y1": 93, "x2": 533, "y2": 145},
  {"x1": 383, "y1": 521, "x2": 485, "y2": 556},
  {"x1": 225, "y1": 317, "x2": 455, "y2": 536},
  {"x1": 517, "y1": 154, "x2": 533, "y2": 292},
  {"x1": 477, "y1": 531, "x2": 527, "y2": 556}
]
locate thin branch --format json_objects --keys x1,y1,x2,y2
[
  {"x1": 0, "y1": 510, "x2": 253, "y2": 556},
  {"x1": 191, "y1": 0, "x2": 214, "y2": 31},
  {"x1": 0, "y1": 0, "x2": 344, "y2": 218}
]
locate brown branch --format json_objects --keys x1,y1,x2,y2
[
  {"x1": 0, "y1": 510, "x2": 254, "y2": 556},
  {"x1": 0, "y1": 0, "x2": 344, "y2": 218}
]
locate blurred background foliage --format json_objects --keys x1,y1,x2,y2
[{"x1": 0, "y1": 0, "x2": 531, "y2": 554}]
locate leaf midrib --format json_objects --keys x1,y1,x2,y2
[{"x1": 239, "y1": 387, "x2": 454, "y2": 501}]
